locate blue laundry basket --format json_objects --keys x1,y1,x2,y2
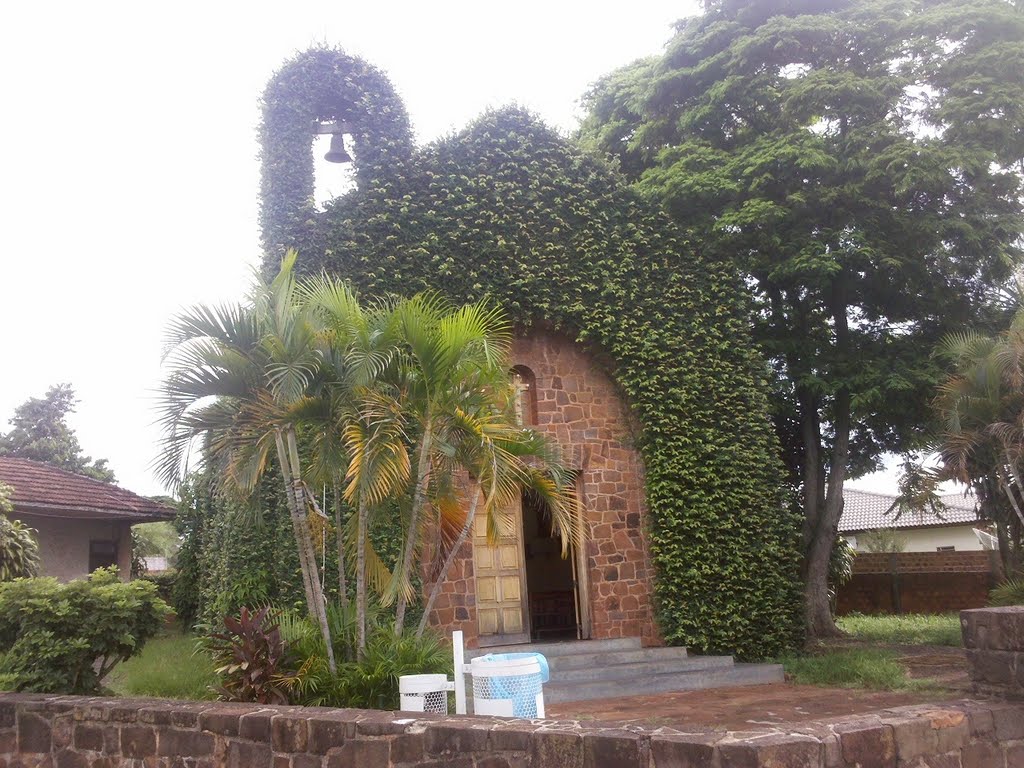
[{"x1": 470, "y1": 652, "x2": 549, "y2": 718}]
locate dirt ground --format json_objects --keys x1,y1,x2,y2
[{"x1": 547, "y1": 644, "x2": 971, "y2": 730}]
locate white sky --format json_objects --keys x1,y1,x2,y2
[{"x1": 0, "y1": 0, "x2": 904, "y2": 499}]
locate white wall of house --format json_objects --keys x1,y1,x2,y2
[
  {"x1": 13, "y1": 513, "x2": 133, "y2": 582},
  {"x1": 848, "y1": 525, "x2": 984, "y2": 553}
]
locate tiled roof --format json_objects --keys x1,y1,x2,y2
[
  {"x1": 0, "y1": 457, "x2": 174, "y2": 521},
  {"x1": 839, "y1": 488, "x2": 978, "y2": 533}
]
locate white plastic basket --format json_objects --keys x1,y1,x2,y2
[
  {"x1": 399, "y1": 673, "x2": 451, "y2": 714},
  {"x1": 470, "y1": 654, "x2": 546, "y2": 718}
]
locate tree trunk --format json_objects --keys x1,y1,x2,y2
[
  {"x1": 275, "y1": 430, "x2": 317, "y2": 616},
  {"x1": 356, "y1": 496, "x2": 369, "y2": 659},
  {"x1": 334, "y1": 483, "x2": 348, "y2": 606},
  {"x1": 281, "y1": 428, "x2": 337, "y2": 674},
  {"x1": 394, "y1": 418, "x2": 433, "y2": 635},
  {"x1": 417, "y1": 486, "x2": 480, "y2": 637},
  {"x1": 804, "y1": 282, "x2": 854, "y2": 641}
]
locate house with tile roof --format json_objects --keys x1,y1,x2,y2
[
  {"x1": 0, "y1": 457, "x2": 174, "y2": 581},
  {"x1": 840, "y1": 488, "x2": 989, "y2": 553}
]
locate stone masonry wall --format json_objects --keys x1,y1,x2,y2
[
  {"x1": 962, "y1": 605, "x2": 1024, "y2": 699},
  {"x1": 3, "y1": 693, "x2": 1024, "y2": 767},
  {"x1": 426, "y1": 332, "x2": 658, "y2": 647},
  {"x1": 838, "y1": 552, "x2": 998, "y2": 616}
]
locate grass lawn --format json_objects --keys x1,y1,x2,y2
[
  {"x1": 106, "y1": 629, "x2": 217, "y2": 701},
  {"x1": 837, "y1": 613, "x2": 962, "y2": 647},
  {"x1": 777, "y1": 613, "x2": 964, "y2": 691},
  {"x1": 779, "y1": 648, "x2": 937, "y2": 691}
]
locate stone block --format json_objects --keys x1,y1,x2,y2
[
  {"x1": 528, "y1": 730, "x2": 583, "y2": 768},
  {"x1": 271, "y1": 715, "x2": 308, "y2": 753},
  {"x1": 71, "y1": 725, "x2": 103, "y2": 752},
  {"x1": 992, "y1": 705, "x2": 1024, "y2": 740},
  {"x1": 50, "y1": 716, "x2": 72, "y2": 751},
  {"x1": 238, "y1": 711, "x2": 274, "y2": 742},
  {"x1": 581, "y1": 730, "x2": 641, "y2": 768},
  {"x1": 156, "y1": 728, "x2": 215, "y2": 757},
  {"x1": 353, "y1": 713, "x2": 408, "y2": 737},
  {"x1": 966, "y1": 649, "x2": 1017, "y2": 686},
  {"x1": 650, "y1": 735, "x2": 719, "y2": 767},
  {"x1": 1004, "y1": 743, "x2": 1024, "y2": 766},
  {"x1": 226, "y1": 739, "x2": 272, "y2": 768},
  {"x1": 198, "y1": 709, "x2": 241, "y2": 737},
  {"x1": 307, "y1": 716, "x2": 354, "y2": 755},
  {"x1": 52, "y1": 750, "x2": 87, "y2": 768},
  {"x1": 886, "y1": 716, "x2": 937, "y2": 762},
  {"x1": 835, "y1": 720, "x2": 896, "y2": 768},
  {"x1": 718, "y1": 733, "x2": 822, "y2": 768},
  {"x1": 18, "y1": 713, "x2": 52, "y2": 754},
  {"x1": 488, "y1": 723, "x2": 536, "y2": 753},
  {"x1": 961, "y1": 741, "x2": 1002, "y2": 768},
  {"x1": 390, "y1": 733, "x2": 424, "y2": 764},
  {"x1": 325, "y1": 739, "x2": 390, "y2": 768},
  {"x1": 120, "y1": 725, "x2": 156, "y2": 758},
  {"x1": 424, "y1": 722, "x2": 490, "y2": 755}
]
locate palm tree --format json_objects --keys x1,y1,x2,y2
[
  {"x1": 934, "y1": 313, "x2": 1024, "y2": 573},
  {"x1": 416, "y1": 411, "x2": 580, "y2": 637},
  {"x1": 302, "y1": 277, "x2": 410, "y2": 656},
  {"x1": 156, "y1": 253, "x2": 338, "y2": 672},
  {"x1": 388, "y1": 296, "x2": 516, "y2": 634}
]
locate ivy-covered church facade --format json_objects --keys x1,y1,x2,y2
[{"x1": 260, "y1": 48, "x2": 803, "y2": 659}]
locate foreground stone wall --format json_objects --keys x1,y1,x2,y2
[
  {"x1": 3, "y1": 693, "x2": 1024, "y2": 767},
  {"x1": 962, "y1": 605, "x2": 1024, "y2": 699}
]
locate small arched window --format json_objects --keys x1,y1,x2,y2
[{"x1": 511, "y1": 366, "x2": 538, "y2": 426}]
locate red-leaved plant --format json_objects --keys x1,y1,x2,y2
[{"x1": 208, "y1": 606, "x2": 297, "y2": 704}]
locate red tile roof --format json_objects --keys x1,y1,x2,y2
[{"x1": 0, "y1": 457, "x2": 174, "y2": 521}]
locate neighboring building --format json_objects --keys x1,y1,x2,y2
[
  {"x1": 0, "y1": 457, "x2": 174, "y2": 581},
  {"x1": 836, "y1": 488, "x2": 998, "y2": 615},
  {"x1": 840, "y1": 488, "x2": 988, "y2": 553}
]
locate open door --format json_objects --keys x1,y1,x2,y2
[{"x1": 474, "y1": 496, "x2": 530, "y2": 646}]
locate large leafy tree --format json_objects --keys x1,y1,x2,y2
[
  {"x1": 0, "y1": 384, "x2": 116, "y2": 483},
  {"x1": 0, "y1": 482, "x2": 40, "y2": 581},
  {"x1": 579, "y1": 0, "x2": 1024, "y2": 637}
]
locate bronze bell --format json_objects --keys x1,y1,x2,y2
[{"x1": 324, "y1": 133, "x2": 352, "y2": 164}]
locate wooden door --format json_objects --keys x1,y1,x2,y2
[{"x1": 474, "y1": 497, "x2": 529, "y2": 645}]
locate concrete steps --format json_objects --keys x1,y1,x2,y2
[{"x1": 467, "y1": 637, "x2": 784, "y2": 705}]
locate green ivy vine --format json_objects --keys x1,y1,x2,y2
[{"x1": 256, "y1": 48, "x2": 803, "y2": 659}]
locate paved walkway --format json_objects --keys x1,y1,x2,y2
[{"x1": 547, "y1": 683, "x2": 950, "y2": 730}]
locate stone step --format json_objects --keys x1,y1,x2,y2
[
  {"x1": 468, "y1": 636, "x2": 641, "y2": 659},
  {"x1": 551, "y1": 654, "x2": 733, "y2": 683},
  {"x1": 542, "y1": 662, "x2": 785, "y2": 704},
  {"x1": 547, "y1": 645, "x2": 690, "y2": 672}
]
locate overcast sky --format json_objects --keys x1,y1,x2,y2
[{"x1": 0, "y1": 0, "x2": 904, "y2": 498}]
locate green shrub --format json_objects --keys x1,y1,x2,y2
[
  {"x1": 990, "y1": 577, "x2": 1024, "y2": 607},
  {"x1": 0, "y1": 482, "x2": 39, "y2": 581},
  {"x1": 140, "y1": 570, "x2": 178, "y2": 604},
  {"x1": 277, "y1": 602, "x2": 451, "y2": 709},
  {"x1": 0, "y1": 568, "x2": 170, "y2": 694},
  {"x1": 207, "y1": 607, "x2": 297, "y2": 704}
]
